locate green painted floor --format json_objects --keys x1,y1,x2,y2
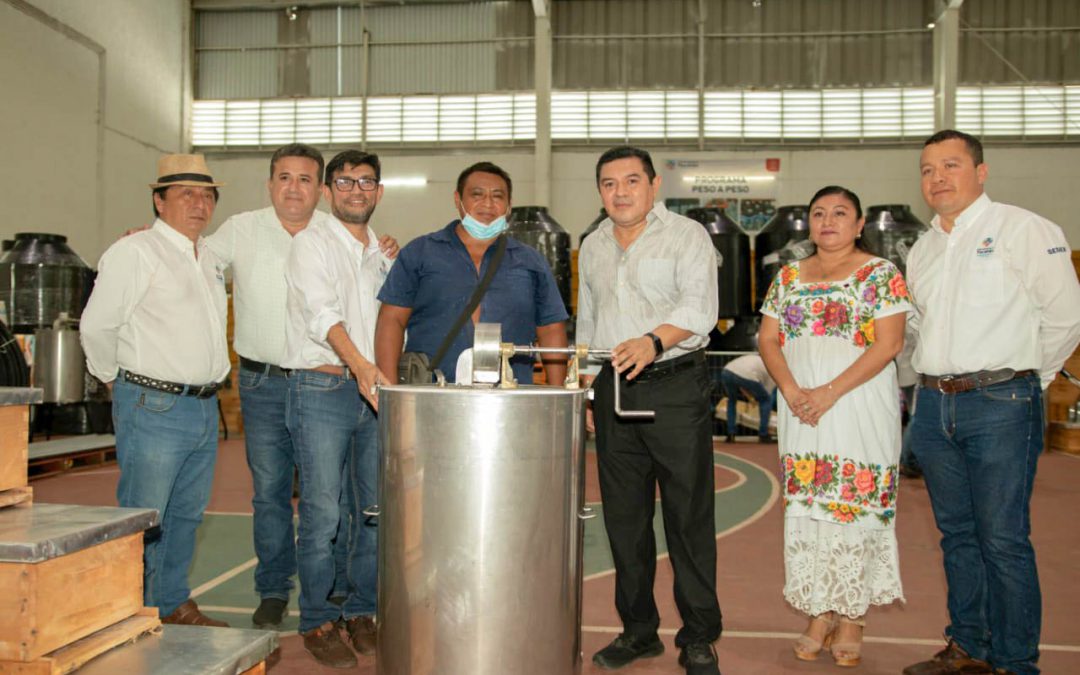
[{"x1": 192, "y1": 450, "x2": 776, "y2": 632}]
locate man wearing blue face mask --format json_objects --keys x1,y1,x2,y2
[{"x1": 375, "y1": 161, "x2": 569, "y2": 384}]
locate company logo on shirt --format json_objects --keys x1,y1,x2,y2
[
  {"x1": 976, "y1": 237, "x2": 995, "y2": 258},
  {"x1": 1047, "y1": 246, "x2": 1068, "y2": 255}
]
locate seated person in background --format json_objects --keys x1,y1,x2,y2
[
  {"x1": 719, "y1": 353, "x2": 777, "y2": 443},
  {"x1": 374, "y1": 161, "x2": 568, "y2": 384}
]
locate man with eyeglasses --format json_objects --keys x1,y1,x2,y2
[
  {"x1": 282, "y1": 149, "x2": 395, "y2": 668},
  {"x1": 375, "y1": 161, "x2": 569, "y2": 385},
  {"x1": 81, "y1": 154, "x2": 231, "y2": 628},
  {"x1": 202, "y1": 144, "x2": 397, "y2": 631}
]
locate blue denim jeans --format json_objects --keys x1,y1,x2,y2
[
  {"x1": 239, "y1": 364, "x2": 296, "y2": 601},
  {"x1": 719, "y1": 369, "x2": 774, "y2": 438},
  {"x1": 112, "y1": 377, "x2": 219, "y2": 617},
  {"x1": 288, "y1": 369, "x2": 379, "y2": 632},
  {"x1": 910, "y1": 373, "x2": 1043, "y2": 674}
]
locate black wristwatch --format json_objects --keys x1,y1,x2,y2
[{"x1": 645, "y1": 332, "x2": 663, "y2": 357}]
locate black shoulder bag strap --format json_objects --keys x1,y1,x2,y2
[{"x1": 429, "y1": 233, "x2": 509, "y2": 369}]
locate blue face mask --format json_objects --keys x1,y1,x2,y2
[{"x1": 461, "y1": 212, "x2": 508, "y2": 240}]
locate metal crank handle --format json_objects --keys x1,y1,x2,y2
[{"x1": 611, "y1": 367, "x2": 656, "y2": 420}]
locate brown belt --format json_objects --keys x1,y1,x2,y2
[
  {"x1": 919, "y1": 368, "x2": 1034, "y2": 394},
  {"x1": 309, "y1": 364, "x2": 354, "y2": 380}
]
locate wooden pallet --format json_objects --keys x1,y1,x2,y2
[
  {"x1": 0, "y1": 488, "x2": 32, "y2": 510},
  {"x1": 0, "y1": 608, "x2": 160, "y2": 675}
]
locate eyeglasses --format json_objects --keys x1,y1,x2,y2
[{"x1": 332, "y1": 176, "x2": 379, "y2": 192}]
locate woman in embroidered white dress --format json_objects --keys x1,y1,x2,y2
[{"x1": 758, "y1": 186, "x2": 911, "y2": 668}]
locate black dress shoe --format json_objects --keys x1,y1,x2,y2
[
  {"x1": 679, "y1": 641, "x2": 721, "y2": 675},
  {"x1": 252, "y1": 597, "x2": 288, "y2": 628},
  {"x1": 592, "y1": 633, "x2": 664, "y2": 669}
]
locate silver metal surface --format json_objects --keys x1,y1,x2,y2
[
  {"x1": 0, "y1": 503, "x2": 159, "y2": 562},
  {"x1": 0, "y1": 386, "x2": 43, "y2": 405},
  {"x1": 28, "y1": 433, "x2": 115, "y2": 461},
  {"x1": 612, "y1": 369, "x2": 655, "y2": 420},
  {"x1": 377, "y1": 384, "x2": 588, "y2": 675},
  {"x1": 32, "y1": 326, "x2": 86, "y2": 403},
  {"x1": 76, "y1": 625, "x2": 277, "y2": 675},
  {"x1": 471, "y1": 322, "x2": 502, "y2": 384}
]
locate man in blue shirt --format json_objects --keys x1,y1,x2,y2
[{"x1": 375, "y1": 161, "x2": 568, "y2": 384}]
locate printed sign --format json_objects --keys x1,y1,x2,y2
[{"x1": 660, "y1": 158, "x2": 781, "y2": 233}]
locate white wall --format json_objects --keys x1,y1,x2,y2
[
  {"x1": 204, "y1": 145, "x2": 1080, "y2": 250},
  {"x1": 0, "y1": 0, "x2": 188, "y2": 264}
]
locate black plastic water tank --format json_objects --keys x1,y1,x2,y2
[
  {"x1": 755, "y1": 206, "x2": 812, "y2": 309},
  {"x1": 0, "y1": 233, "x2": 95, "y2": 333},
  {"x1": 863, "y1": 204, "x2": 927, "y2": 274},
  {"x1": 686, "y1": 207, "x2": 751, "y2": 319},
  {"x1": 579, "y1": 208, "x2": 607, "y2": 247},
  {"x1": 507, "y1": 206, "x2": 573, "y2": 314}
]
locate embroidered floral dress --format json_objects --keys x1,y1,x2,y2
[{"x1": 761, "y1": 257, "x2": 911, "y2": 618}]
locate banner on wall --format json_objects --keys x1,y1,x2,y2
[{"x1": 659, "y1": 158, "x2": 781, "y2": 233}]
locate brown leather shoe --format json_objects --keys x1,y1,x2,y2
[
  {"x1": 303, "y1": 622, "x2": 358, "y2": 669},
  {"x1": 345, "y1": 615, "x2": 377, "y2": 655},
  {"x1": 161, "y1": 599, "x2": 229, "y2": 627},
  {"x1": 903, "y1": 640, "x2": 993, "y2": 674}
]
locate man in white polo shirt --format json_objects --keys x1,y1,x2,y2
[
  {"x1": 283, "y1": 150, "x2": 394, "y2": 668},
  {"x1": 903, "y1": 130, "x2": 1080, "y2": 675},
  {"x1": 205, "y1": 144, "x2": 396, "y2": 629},
  {"x1": 81, "y1": 154, "x2": 231, "y2": 627}
]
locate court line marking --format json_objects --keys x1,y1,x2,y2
[
  {"x1": 191, "y1": 557, "x2": 258, "y2": 597},
  {"x1": 584, "y1": 451, "x2": 781, "y2": 582},
  {"x1": 204, "y1": 510, "x2": 254, "y2": 517},
  {"x1": 581, "y1": 625, "x2": 1080, "y2": 652}
]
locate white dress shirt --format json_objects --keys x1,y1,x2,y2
[
  {"x1": 723, "y1": 354, "x2": 777, "y2": 393},
  {"x1": 81, "y1": 219, "x2": 230, "y2": 385},
  {"x1": 907, "y1": 192, "x2": 1080, "y2": 389},
  {"x1": 577, "y1": 202, "x2": 719, "y2": 360},
  {"x1": 282, "y1": 216, "x2": 392, "y2": 369},
  {"x1": 205, "y1": 207, "x2": 336, "y2": 366}
]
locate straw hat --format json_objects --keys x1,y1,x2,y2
[{"x1": 149, "y1": 154, "x2": 226, "y2": 189}]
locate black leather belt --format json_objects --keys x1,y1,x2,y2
[
  {"x1": 605, "y1": 349, "x2": 706, "y2": 383},
  {"x1": 239, "y1": 356, "x2": 291, "y2": 378},
  {"x1": 919, "y1": 368, "x2": 1035, "y2": 394},
  {"x1": 122, "y1": 370, "x2": 222, "y2": 399}
]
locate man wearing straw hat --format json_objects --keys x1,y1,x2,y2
[{"x1": 82, "y1": 154, "x2": 231, "y2": 628}]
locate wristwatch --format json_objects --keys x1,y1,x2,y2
[{"x1": 645, "y1": 332, "x2": 664, "y2": 357}]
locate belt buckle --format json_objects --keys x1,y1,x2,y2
[{"x1": 937, "y1": 375, "x2": 954, "y2": 393}]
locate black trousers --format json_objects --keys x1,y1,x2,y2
[{"x1": 593, "y1": 353, "x2": 723, "y2": 647}]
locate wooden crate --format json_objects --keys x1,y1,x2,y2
[
  {"x1": 0, "y1": 608, "x2": 159, "y2": 675},
  {"x1": 0, "y1": 488, "x2": 32, "y2": 510},
  {"x1": 0, "y1": 406, "x2": 29, "y2": 493},
  {"x1": 1049, "y1": 422, "x2": 1080, "y2": 455},
  {"x1": 0, "y1": 533, "x2": 144, "y2": 662}
]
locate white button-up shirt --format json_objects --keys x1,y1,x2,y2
[
  {"x1": 282, "y1": 216, "x2": 392, "y2": 369},
  {"x1": 205, "y1": 206, "x2": 337, "y2": 366},
  {"x1": 907, "y1": 192, "x2": 1080, "y2": 389},
  {"x1": 576, "y1": 202, "x2": 719, "y2": 360},
  {"x1": 724, "y1": 353, "x2": 777, "y2": 393},
  {"x1": 81, "y1": 219, "x2": 230, "y2": 385}
]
